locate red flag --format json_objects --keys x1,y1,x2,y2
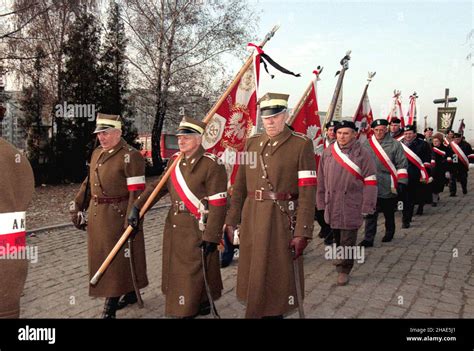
[
  {"x1": 406, "y1": 92, "x2": 417, "y2": 126},
  {"x1": 202, "y1": 44, "x2": 261, "y2": 185},
  {"x1": 353, "y1": 86, "x2": 374, "y2": 140},
  {"x1": 288, "y1": 70, "x2": 323, "y2": 169},
  {"x1": 387, "y1": 91, "x2": 405, "y2": 128}
]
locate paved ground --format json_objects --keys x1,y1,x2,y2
[{"x1": 20, "y1": 174, "x2": 474, "y2": 319}]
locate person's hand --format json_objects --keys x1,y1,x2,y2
[
  {"x1": 445, "y1": 171, "x2": 451, "y2": 179},
  {"x1": 224, "y1": 225, "x2": 235, "y2": 245},
  {"x1": 289, "y1": 237, "x2": 309, "y2": 260},
  {"x1": 71, "y1": 212, "x2": 87, "y2": 231},
  {"x1": 200, "y1": 241, "x2": 217, "y2": 257},
  {"x1": 128, "y1": 205, "x2": 140, "y2": 230}
]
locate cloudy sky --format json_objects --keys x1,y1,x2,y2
[{"x1": 249, "y1": 0, "x2": 472, "y2": 138}]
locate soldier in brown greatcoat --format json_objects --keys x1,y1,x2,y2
[
  {"x1": 71, "y1": 114, "x2": 148, "y2": 319},
  {"x1": 129, "y1": 116, "x2": 227, "y2": 318},
  {"x1": 0, "y1": 138, "x2": 35, "y2": 318},
  {"x1": 225, "y1": 93, "x2": 317, "y2": 318}
]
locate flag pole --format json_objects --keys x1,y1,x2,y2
[
  {"x1": 286, "y1": 67, "x2": 323, "y2": 126},
  {"x1": 322, "y1": 51, "x2": 351, "y2": 131},
  {"x1": 90, "y1": 25, "x2": 280, "y2": 286}
]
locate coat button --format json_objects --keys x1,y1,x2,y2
[
  {"x1": 261, "y1": 176, "x2": 265, "y2": 179},
  {"x1": 265, "y1": 153, "x2": 269, "y2": 157},
  {"x1": 173, "y1": 224, "x2": 176, "y2": 228},
  {"x1": 98, "y1": 164, "x2": 102, "y2": 167}
]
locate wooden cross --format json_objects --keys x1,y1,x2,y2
[{"x1": 433, "y1": 88, "x2": 457, "y2": 107}]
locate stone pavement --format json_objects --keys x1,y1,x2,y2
[{"x1": 20, "y1": 174, "x2": 474, "y2": 319}]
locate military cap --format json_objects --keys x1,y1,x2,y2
[
  {"x1": 326, "y1": 120, "x2": 340, "y2": 129},
  {"x1": 94, "y1": 113, "x2": 122, "y2": 133},
  {"x1": 390, "y1": 117, "x2": 401, "y2": 125},
  {"x1": 176, "y1": 116, "x2": 206, "y2": 135},
  {"x1": 258, "y1": 92, "x2": 289, "y2": 118},
  {"x1": 334, "y1": 120, "x2": 357, "y2": 132},
  {"x1": 424, "y1": 127, "x2": 433, "y2": 132},
  {"x1": 371, "y1": 119, "x2": 389, "y2": 128},
  {"x1": 404, "y1": 124, "x2": 417, "y2": 132}
]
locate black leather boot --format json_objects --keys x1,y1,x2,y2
[
  {"x1": 102, "y1": 297, "x2": 119, "y2": 319},
  {"x1": 116, "y1": 291, "x2": 138, "y2": 310}
]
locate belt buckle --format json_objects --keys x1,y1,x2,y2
[{"x1": 255, "y1": 190, "x2": 263, "y2": 201}]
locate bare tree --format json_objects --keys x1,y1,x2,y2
[{"x1": 121, "y1": 0, "x2": 257, "y2": 172}]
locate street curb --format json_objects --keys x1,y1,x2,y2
[{"x1": 27, "y1": 203, "x2": 171, "y2": 235}]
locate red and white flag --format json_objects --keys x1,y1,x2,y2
[
  {"x1": 201, "y1": 44, "x2": 261, "y2": 185},
  {"x1": 406, "y1": 92, "x2": 418, "y2": 126},
  {"x1": 288, "y1": 69, "x2": 324, "y2": 169},
  {"x1": 387, "y1": 91, "x2": 405, "y2": 128},
  {"x1": 353, "y1": 78, "x2": 374, "y2": 140}
]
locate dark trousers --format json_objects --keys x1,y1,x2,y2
[
  {"x1": 364, "y1": 197, "x2": 397, "y2": 242},
  {"x1": 315, "y1": 209, "x2": 331, "y2": 237},
  {"x1": 335, "y1": 229, "x2": 358, "y2": 274},
  {"x1": 449, "y1": 171, "x2": 468, "y2": 195},
  {"x1": 402, "y1": 183, "x2": 417, "y2": 225}
]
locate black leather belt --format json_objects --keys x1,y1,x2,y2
[
  {"x1": 247, "y1": 190, "x2": 298, "y2": 201},
  {"x1": 96, "y1": 195, "x2": 129, "y2": 204}
]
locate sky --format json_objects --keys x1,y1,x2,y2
[{"x1": 245, "y1": 0, "x2": 473, "y2": 139}]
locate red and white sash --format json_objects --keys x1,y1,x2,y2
[
  {"x1": 170, "y1": 159, "x2": 227, "y2": 219},
  {"x1": 432, "y1": 147, "x2": 446, "y2": 157},
  {"x1": 0, "y1": 211, "x2": 26, "y2": 256},
  {"x1": 450, "y1": 142, "x2": 469, "y2": 170},
  {"x1": 331, "y1": 142, "x2": 377, "y2": 185},
  {"x1": 368, "y1": 135, "x2": 398, "y2": 192},
  {"x1": 401, "y1": 143, "x2": 429, "y2": 182}
]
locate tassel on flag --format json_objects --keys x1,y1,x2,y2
[
  {"x1": 201, "y1": 43, "x2": 262, "y2": 185},
  {"x1": 387, "y1": 90, "x2": 405, "y2": 128},
  {"x1": 353, "y1": 72, "x2": 376, "y2": 140},
  {"x1": 287, "y1": 68, "x2": 324, "y2": 168},
  {"x1": 406, "y1": 92, "x2": 418, "y2": 126}
]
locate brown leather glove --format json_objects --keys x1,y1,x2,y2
[
  {"x1": 224, "y1": 225, "x2": 235, "y2": 245},
  {"x1": 289, "y1": 236, "x2": 309, "y2": 260}
]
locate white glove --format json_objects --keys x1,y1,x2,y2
[{"x1": 445, "y1": 171, "x2": 451, "y2": 179}]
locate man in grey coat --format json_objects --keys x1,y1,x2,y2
[
  {"x1": 316, "y1": 120, "x2": 377, "y2": 286},
  {"x1": 359, "y1": 119, "x2": 408, "y2": 247}
]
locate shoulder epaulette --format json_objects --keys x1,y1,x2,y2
[
  {"x1": 203, "y1": 152, "x2": 219, "y2": 162},
  {"x1": 292, "y1": 131, "x2": 310, "y2": 141}
]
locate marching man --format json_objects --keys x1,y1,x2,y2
[
  {"x1": 225, "y1": 93, "x2": 316, "y2": 318},
  {"x1": 0, "y1": 138, "x2": 34, "y2": 318},
  {"x1": 447, "y1": 132, "x2": 474, "y2": 196},
  {"x1": 71, "y1": 113, "x2": 149, "y2": 319},
  {"x1": 129, "y1": 116, "x2": 227, "y2": 318},
  {"x1": 360, "y1": 119, "x2": 408, "y2": 246},
  {"x1": 317, "y1": 120, "x2": 377, "y2": 286}
]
